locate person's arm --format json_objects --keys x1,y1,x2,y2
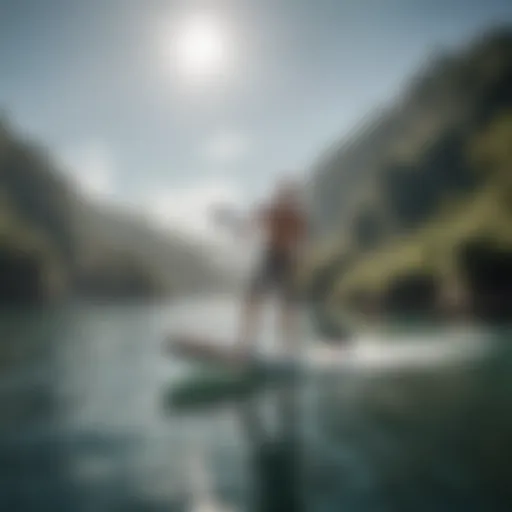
[
  {"x1": 210, "y1": 203, "x2": 268, "y2": 238},
  {"x1": 234, "y1": 205, "x2": 269, "y2": 239}
]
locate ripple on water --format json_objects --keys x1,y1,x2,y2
[{"x1": 0, "y1": 300, "x2": 511, "y2": 511}]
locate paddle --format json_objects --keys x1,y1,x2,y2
[{"x1": 209, "y1": 203, "x2": 249, "y2": 237}]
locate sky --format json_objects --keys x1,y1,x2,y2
[{"x1": 0, "y1": 0, "x2": 511, "y2": 242}]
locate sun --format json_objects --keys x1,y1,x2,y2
[{"x1": 173, "y1": 13, "x2": 230, "y2": 82}]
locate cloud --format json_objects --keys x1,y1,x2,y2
[
  {"x1": 144, "y1": 178, "x2": 257, "y2": 273},
  {"x1": 57, "y1": 142, "x2": 115, "y2": 200},
  {"x1": 145, "y1": 179, "x2": 243, "y2": 242},
  {"x1": 203, "y1": 130, "x2": 250, "y2": 164}
]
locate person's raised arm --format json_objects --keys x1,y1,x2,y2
[{"x1": 210, "y1": 203, "x2": 268, "y2": 239}]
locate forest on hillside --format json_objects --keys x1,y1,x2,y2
[
  {"x1": 307, "y1": 27, "x2": 512, "y2": 324},
  {"x1": 0, "y1": 117, "x2": 230, "y2": 305}
]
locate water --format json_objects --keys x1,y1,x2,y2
[{"x1": 0, "y1": 295, "x2": 511, "y2": 511}]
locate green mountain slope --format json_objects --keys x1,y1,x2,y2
[
  {"x1": 0, "y1": 115, "x2": 231, "y2": 304},
  {"x1": 307, "y1": 27, "x2": 512, "y2": 322}
]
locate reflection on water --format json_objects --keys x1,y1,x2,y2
[
  {"x1": 0, "y1": 296, "x2": 510, "y2": 511},
  {"x1": 239, "y1": 387, "x2": 303, "y2": 512}
]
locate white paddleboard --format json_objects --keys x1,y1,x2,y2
[{"x1": 166, "y1": 330, "x2": 487, "y2": 375}]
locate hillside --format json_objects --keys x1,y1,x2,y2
[
  {"x1": 307, "y1": 27, "x2": 512, "y2": 323},
  {"x1": 0, "y1": 115, "x2": 231, "y2": 304},
  {"x1": 74, "y1": 202, "x2": 233, "y2": 297}
]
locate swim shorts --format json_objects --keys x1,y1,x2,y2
[{"x1": 247, "y1": 248, "x2": 299, "y2": 303}]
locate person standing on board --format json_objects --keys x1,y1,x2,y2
[{"x1": 236, "y1": 177, "x2": 309, "y2": 359}]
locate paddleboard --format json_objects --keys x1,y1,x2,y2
[
  {"x1": 165, "y1": 333, "x2": 350, "y2": 371},
  {"x1": 163, "y1": 331, "x2": 486, "y2": 410},
  {"x1": 166, "y1": 331, "x2": 485, "y2": 372},
  {"x1": 163, "y1": 334, "x2": 347, "y2": 411}
]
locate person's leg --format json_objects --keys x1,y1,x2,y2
[
  {"x1": 278, "y1": 256, "x2": 301, "y2": 357},
  {"x1": 237, "y1": 293, "x2": 263, "y2": 356},
  {"x1": 279, "y1": 299, "x2": 299, "y2": 356},
  {"x1": 237, "y1": 255, "x2": 269, "y2": 358}
]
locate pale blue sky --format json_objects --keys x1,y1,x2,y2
[{"x1": 1, "y1": 0, "x2": 511, "y2": 238}]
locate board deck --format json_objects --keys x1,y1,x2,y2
[
  {"x1": 165, "y1": 335, "x2": 350, "y2": 362},
  {"x1": 166, "y1": 335, "x2": 307, "y2": 380},
  {"x1": 164, "y1": 334, "x2": 319, "y2": 411},
  {"x1": 164, "y1": 331, "x2": 485, "y2": 410},
  {"x1": 167, "y1": 335, "x2": 252, "y2": 367},
  {"x1": 166, "y1": 334, "x2": 351, "y2": 370},
  {"x1": 165, "y1": 331, "x2": 486, "y2": 373}
]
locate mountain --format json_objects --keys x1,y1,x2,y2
[
  {"x1": 74, "y1": 202, "x2": 234, "y2": 297},
  {"x1": 306, "y1": 27, "x2": 512, "y2": 322},
  {"x1": 0, "y1": 115, "x2": 232, "y2": 304}
]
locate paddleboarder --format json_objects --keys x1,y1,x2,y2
[{"x1": 236, "y1": 177, "x2": 309, "y2": 358}]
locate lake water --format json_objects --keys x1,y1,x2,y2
[{"x1": 0, "y1": 295, "x2": 511, "y2": 511}]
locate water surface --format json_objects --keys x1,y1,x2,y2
[{"x1": 0, "y1": 296, "x2": 510, "y2": 511}]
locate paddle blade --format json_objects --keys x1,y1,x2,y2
[{"x1": 209, "y1": 204, "x2": 246, "y2": 235}]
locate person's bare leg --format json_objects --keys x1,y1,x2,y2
[
  {"x1": 279, "y1": 300, "x2": 299, "y2": 357},
  {"x1": 237, "y1": 294, "x2": 262, "y2": 359}
]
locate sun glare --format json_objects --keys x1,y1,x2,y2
[{"x1": 173, "y1": 13, "x2": 230, "y2": 82}]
